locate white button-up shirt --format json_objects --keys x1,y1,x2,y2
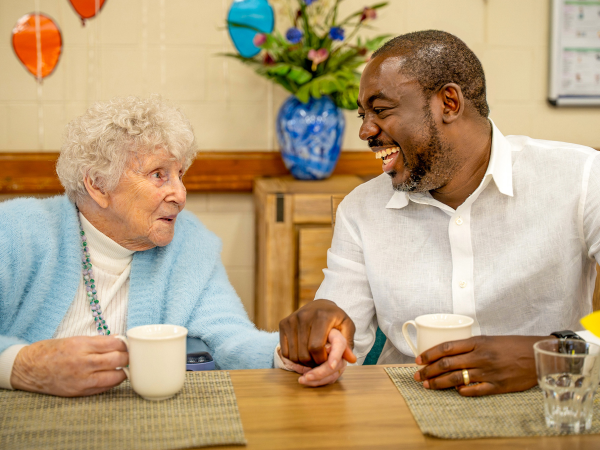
[{"x1": 315, "y1": 122, "x2": 600, "y2": 364}]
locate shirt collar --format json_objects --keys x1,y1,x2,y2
[{"x1": 386, "y1": 119, "x2": 514, "y2": 210}]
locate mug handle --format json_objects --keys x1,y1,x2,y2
[
  {"x1": 114, "y1": 335, "x2": 131, "y2": 379},
  {"x1": 401, "y1": 320, "x2": 419, "y2": 357}
]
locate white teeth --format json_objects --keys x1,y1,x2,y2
[
  {"x1": 383, "y1": 158, "x2": 392, "y2": 164},
  {"x1": 375, "y1": 147, "x2": 399, "y2": 159}
]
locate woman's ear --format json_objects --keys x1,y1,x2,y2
[
  {"x1": 439, "y1": 83, "x2": 464, "y2": 124},
  {"x1": 83, "y1": 175, "x2": 110, "y2": 209}
]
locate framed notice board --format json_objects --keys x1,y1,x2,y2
[{"x1": 549, "y1": 0, "x2": 600, "y2": 106}]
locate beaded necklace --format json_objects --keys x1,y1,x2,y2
[{"x1": 78, "y1": 219, "x2": 111, "y2": 336}]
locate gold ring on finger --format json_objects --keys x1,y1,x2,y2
[{"x1": 462, "y1": 369, "x2": 470, "y2": 385}]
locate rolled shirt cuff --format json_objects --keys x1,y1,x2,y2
[{"x1": 0, "y1": 344, "x2": 28, "y2": 389}]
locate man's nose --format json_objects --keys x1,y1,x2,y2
[{"x1": 359, "y1": 116, "x2": 380, "y2": 141}]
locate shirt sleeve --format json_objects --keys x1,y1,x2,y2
[
  {"x1": 583, "y1": 152, "x2": 600, "y2": 265},
  {"x1": 314, "y1": 204, "x2": 377, "y2": 364},
  {"x1": 0, "y1": 344, "x2": 28, "y2": 389}
]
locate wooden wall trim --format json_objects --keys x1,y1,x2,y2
[{"x1": 0, "y1": 151, "x2": 383, "y2": 194}]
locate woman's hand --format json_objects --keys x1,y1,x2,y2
[
  {"x1": 279, "y1": 299, "x2": 356, "y2": 367},
  {"x1": 278, "y1": 328, "x2": 353, "y2": 387},
  {"x1": 10, "y1": 336, "x2": 128, "y2": 397}
]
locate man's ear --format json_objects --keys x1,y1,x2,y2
[
  {"x1": 83, "y1": 175, "x2": 110, "y2": 209},
  {"x1": 439, "y1": 83, "x2": 464, "y2": 124}
]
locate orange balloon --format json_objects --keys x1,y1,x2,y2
[
  {"x1": 69, "y1": 0, "x2": 107, "y2": 23},
  {"x1": 12, "y1": 14, "x2": 62, "y2": 80}
]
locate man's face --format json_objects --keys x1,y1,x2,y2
[{"x1": 357, "y1": 55, "x2": 458, "y2": 192}]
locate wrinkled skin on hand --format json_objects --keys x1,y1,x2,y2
[
  {"x1": 279, "y1": 299, "x2": 357, "y2": 368},
  {"x1": 413, "y1": 335, "x2": 552, "y2": 396},
  {"x1": 10, "y1": 336, "x2": 128, "y2": 397}
]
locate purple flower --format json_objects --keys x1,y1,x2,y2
[
  {"x1": 286, "y1": 27, "x2": 304, "y2": 44},
  {"x1": 308, "y1": 48, "x2": 329, "y2": 71},
  {"x1": 304, "y1": 0, "x2": 317, "y2": 5},
  {"x1": 253, "y1": 33, "x2": 267, "y2": 47},
  {"x1": 360, "y1": 7, "x2": 377, "y2": 22},
  {"x1": 329, "y1": 26, "x2": 345, "y2": 41}
]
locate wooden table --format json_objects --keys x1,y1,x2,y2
[{"x1": 217, "y1": 365, "x2": 600, "y2": 450}]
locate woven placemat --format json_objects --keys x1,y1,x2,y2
[
  {"x1": 0, "y1": 371, "x2": 246, "y2": 450},
  {"x1": 386, "y1": 367, "x2": 600, "y2": 439}
]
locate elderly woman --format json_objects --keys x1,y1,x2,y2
[{"x1": 0, "y1": 96, "x2": 349, "y2": 397}]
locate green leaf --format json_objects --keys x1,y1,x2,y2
[
  {"x1": 267, "y1": 64, "x2": 292, "y2": 76},
  {"x1": 287, "y1": 67, "x2": 312, "y2": 85}
]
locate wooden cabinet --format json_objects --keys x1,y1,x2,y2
[{"x1": 253, "y1": 175, "x2": 366, "y2": 331}]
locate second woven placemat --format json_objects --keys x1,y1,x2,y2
[
  {"x1": 0, "y1": 371, "x2": 246, "y2": 450},
  {"x1": 386, "y1": 367, "x2": 600, "y2": 439}
]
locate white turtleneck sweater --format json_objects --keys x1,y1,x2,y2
[{"x1": 0, "y1": 213, "x2": 134, "y2": 388}]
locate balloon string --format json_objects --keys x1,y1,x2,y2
[
  {"x1": 141, "y1": 0, "x2": 148, "y2": 94},
  {"x1": 34, "y1": 0, "x2": 44, "y2": 149},
  {"x1": 95, "y1": 0, "x2": 101, "y2": 99},
  {"x1": 221, "y1": 0, "x2": 230, "y2": 108},
  {"x1": 160, "y1": 0, "x2": 166, "y2": 89}
]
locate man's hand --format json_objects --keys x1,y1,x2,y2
[
  {"x1": 10, "y1": 336, "x2": 128, "y2": 397},
  {"x1": 413, "y1": 335, "x2": 551, "y2": 396},
  {"x1": 279, "y1": 299, "x2": 357, "y2": 367},
  {"x1": 279, "y1": 328, "x2": 350, "y2": 387}
]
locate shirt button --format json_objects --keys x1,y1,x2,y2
[
  {"x1": 459, "y1": 281, "x2": 467, "y2": 288},
  {"x1": 455, "y1": 217, "x2": 463, "y2": 225}
]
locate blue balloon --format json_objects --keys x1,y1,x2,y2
[{"x1": 227, "y1": 0, "x2": 274, "y2": 58}]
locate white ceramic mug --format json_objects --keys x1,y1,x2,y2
[
  {"x1": 401, "y1": 314, "x2": 473, "y2": 363},
  {"x1": 115, "y1": 324, "x2": 188, "y2": 401}
]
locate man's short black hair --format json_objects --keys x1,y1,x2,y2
[{"x1": 372, "y1": 30, "x2": 489, "y2": 118}]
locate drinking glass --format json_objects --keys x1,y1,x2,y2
[{"x1": 534, "y1": 339, "x2": 600, "y2": 433}]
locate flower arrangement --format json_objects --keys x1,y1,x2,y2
[{"x1": 226, "y1": 0, "x2": 389, "y2": 110}]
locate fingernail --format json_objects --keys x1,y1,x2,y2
[
  {"x1": 414, "y1": 372, "x2": 421, "y2": 381},
  {"x1": 423, "y1": 381, "x2": 429, "y2": 389},
  {"x1": 415, "y1": 356, "x2": 422, "y2": 364},
  {"x1": 298, "y1": 376, "x2": 305, "y2": 384},
  {"x1": 305, "y1": 374, "x2": 314, "y2": 381},
  {"x1": 330, "y1": 360, "x2": 337, "y2": 370}
]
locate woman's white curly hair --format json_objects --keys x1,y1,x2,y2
[{"x1": 57, "y1": 95, "x2": 197, "y2": 203}]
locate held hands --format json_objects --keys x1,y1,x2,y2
[
  {"x1": 413, "y1": 335, "x2": 550, "y2": 396},
  {"x1": 279, "y1": 328, "x2": 352, "y2": 386},
  {"x1": 11, "y1": 336, "x2": 128, "y2": 397},
  {"x1": 279, "y1": 299, "x2": 357, "y2": 386}
]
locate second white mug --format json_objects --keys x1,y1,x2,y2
[{"x1": 401, "y1": 314, "x2": 473, "y2": 362}]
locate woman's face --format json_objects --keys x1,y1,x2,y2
[{"x1": 104, "y1": 149, "x2": 187, "y2": 250}]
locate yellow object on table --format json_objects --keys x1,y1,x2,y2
[{"x1": 581, "y1": 311, "x2": 600, "y2": 338}]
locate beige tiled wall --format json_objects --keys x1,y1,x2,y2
[{"x1": 2, "y1": 0, "x2": 600, "y2": 321}]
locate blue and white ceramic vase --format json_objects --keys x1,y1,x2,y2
[{"x1": 276, "y1": 95, "x2": 345, "y2": 180}]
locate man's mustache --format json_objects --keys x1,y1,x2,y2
[{"x1": 368, "y1": 138, "x2": 396, "y2": 148}]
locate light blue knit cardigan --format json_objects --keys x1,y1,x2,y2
[{"x1": 0, "y1": 196, "x2": 279, "y2": 369}]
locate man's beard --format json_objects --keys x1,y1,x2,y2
[{"x1": 390, "y1": 108, "x2": 457, "y2": 193}]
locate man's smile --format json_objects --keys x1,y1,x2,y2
[{"x1": 372, "y1": 146, "x2": 402, "y2": 173}]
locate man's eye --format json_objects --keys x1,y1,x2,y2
[
  {"x1": 357, "y1": 113, "x2": 365, "y2": 119},
  {"x1": 153, "y1": 172, "x2": 161, "y2": 179},
  {"x1": 374, "y1": 109, "x2": 386, "y2": 115}
]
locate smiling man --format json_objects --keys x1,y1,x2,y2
[{"x1": 279, "y1": 30, "x2": 600, "y2": 396}]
